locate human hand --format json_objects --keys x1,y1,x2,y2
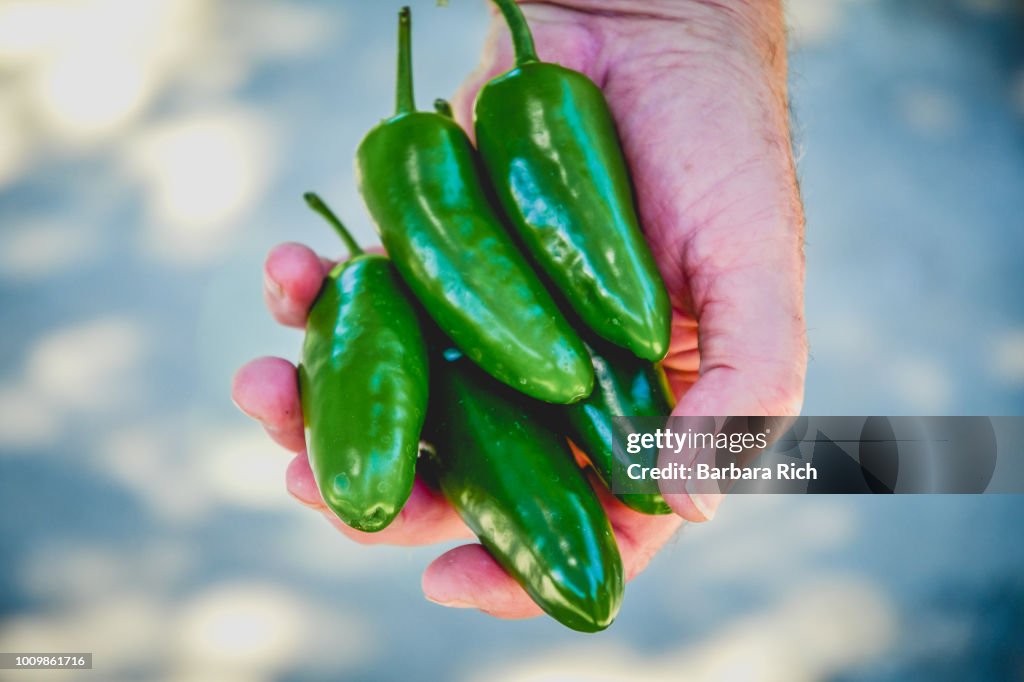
[
  {"x1": 232, "y1": 244, "x2": 682, "y2": 619},
  {"x1": 232, "y1": 0, "x2": 805, "y2": 620},
  {"x1": 447, "y1": 0, "x2": 807, "y2": 518}
]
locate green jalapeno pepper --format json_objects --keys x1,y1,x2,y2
[
  {"x1": 298, "y1": 194, "x2": 428, "y2": 532},
  {"x1": 423, "y1": 346, "x2": 624, "y2": 633},
  {"x1": 565, "y1": 336, "x2": 675, "y2": 515},
  {"x1": 356, "y1": 8, "x2": 593, "y2": 405},
  {"x1": 474, "y1": 0, "x2": 672, "y2": 363}
]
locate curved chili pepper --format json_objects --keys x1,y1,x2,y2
[
  {"x1": 474, "y1": 0, "x2": 672, "y2": 363},
  {"x1": 297, "y1": 193, "x2": 428, "y2": 532},
  {"x1": 356, "y1": 8, "x2": 593, "y2": 405},
  {"x1": 423, "y1": 345, "x2": 624, "y2": 633},
  {"x1": 565, "y1": 336, "x2": 675, "y2": 515}
]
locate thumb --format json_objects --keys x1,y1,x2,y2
[{"x1": 661, "y1": 250, "x2": 808, "y2": 521}]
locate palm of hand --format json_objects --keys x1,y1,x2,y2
[{"x1": 232, "y1": 2, "x2": 805, "y2": 619}]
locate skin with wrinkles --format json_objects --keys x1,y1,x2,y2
[{"x1": 232, "y1": 0, "x2": 805, "y2": 620}]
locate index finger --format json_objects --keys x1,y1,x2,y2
[{"x1": 264, "y1": 242, "x2": 333, "y2": 328}]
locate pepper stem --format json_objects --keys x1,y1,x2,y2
[
  {"x1": 433, "y1": 98, "x2": 453, "y2": 118},
  {"x1": 303, "y1": 192, "x2": 363, "y2": 257},
  {"x1": 395, "y1": 7, "x2": 415, "y2": 114},
  {"x1": 491, "y1": 0, "x2": 539, "y2": 65}
]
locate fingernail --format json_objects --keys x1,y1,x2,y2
[
  {"x1": 231, "y1": 395, "x2": 259, "y2": 421},
  {"x1": 685, "y1": 445, "x2": 723, "y2": 521},
  {"x1": 289, "y1": 490, "x2": 324, "y2": 510},
  {"x1": 684, "y1": 450, "x2": 724, "y2": 520},
  {"x1": 287, "y1": 475, "x2": 323, "y2": 509},
  {"x1": 264, "y1": 271, "x2": 285, "y2": 301},
  {"x1": 424, "y1": 594, "x2": 476, "y2": 609},
  {"x1": 685, "y1": 478, "x2": 723, "y2": 521}
]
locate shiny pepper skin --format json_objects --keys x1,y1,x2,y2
[
  {"x1": 298, "y1": 194, "x2": 428, "y2": 533},
  {"x1": 423, "y1": 347, "x2": 624, "y2": 633},
  {"x1": 565, "y1": 337, "x2": 675, "y2": 515},
  {"x1": 475, "y1": 0, "x2": 672, "y2": 362},
  {"x1": 356, "y1": 8, "x2": 593, "y2": 405}
]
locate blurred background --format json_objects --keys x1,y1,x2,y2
[{"x1": 1, "y1": 0, "x2": 1023, "y2": 679}]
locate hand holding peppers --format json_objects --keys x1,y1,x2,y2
[{"x1": 234, "y1": 0, "x2": 805, "y2": 625}]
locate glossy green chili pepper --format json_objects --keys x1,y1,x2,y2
[
  {"x1": 474, "y1": 0, "x2": 672, "y2": 363},
  {"x1": 297, "y1": 193, "x2": 428, "y2": 532},
  {"x1": 423, "y1": 346, "x2": 623, "y2": 633},
  {"x1": 356, "y1": 8, "x2": 593, "y2": 405},
  {"x1": 565, "y1": 336, "x2": 675, "y2": 515}
]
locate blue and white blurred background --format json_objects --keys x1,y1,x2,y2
[{"x1": 1, "y1": 0, "x2": 1022, "y2": 679}]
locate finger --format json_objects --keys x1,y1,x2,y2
[
  {"x1": 603, "y1": 59, "x2": 806, "y2": 521},
  {"x1": 232, "y1": 356, "x2": 306, "y2": 452},
  {"x1": 421, "y1": 473, "x2": 683, "y2": 617},
  {"x1": 264, "y1": 242, "x2": 331, "y2": 328},
  {"x1": 658, "y1": 254, "x2": 807, "y2": 520},
  {"x1": 422, "y1": 544, "x2": 544, "y2": 619},
  {"x1": 286, "y1": 452, "x2": 471, "y2": 546},
  {"x1": 658, "y1": 248, "x2": 806, "y2": 518},
  {"x1": 419, "y1": 514, "x2": 680, "y2": 617},
  {"x1": 285, "y1": 450, "x2": 321, "y2": 506},
  {"x1": 319, "y1": 479, "x2": 471, "y2": 547},
  {"x1": 675, "y1": 258, "x2": 807, "y2": 417}
]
